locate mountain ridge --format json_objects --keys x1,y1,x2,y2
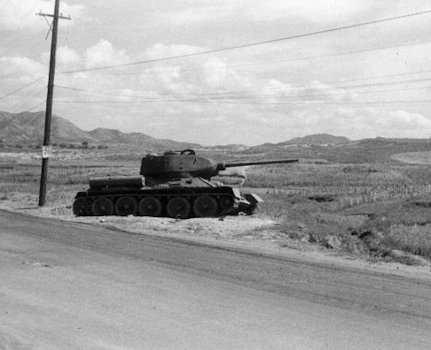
[
  {"x1": 0, "y1": 111, "x2": 199, "y2": 150},
  {"x1": 2, "y1": 111, "x2": 430, "y2": 150}
]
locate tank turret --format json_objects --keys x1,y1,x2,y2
[
  {"x1": 140, "y1": 149, "x2": 298, "y2": 183},
  {"x1": 73, "y1": 149, "x2": 298, "y2": 219}
]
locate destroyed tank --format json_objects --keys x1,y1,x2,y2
[{"x1": 72, "y1": 149, "x2": 298, "y2": 219}]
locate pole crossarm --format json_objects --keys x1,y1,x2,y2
[{"x1": 36, "y1": 12, "x2": 71, "y2": 20}]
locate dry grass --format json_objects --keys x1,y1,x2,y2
[
  {"x1": 248, "y1": 163, "x2": 431, "y2": 261},
  {"x1": 386, "y1": 224, "x2": 431, "y2": 259},
  {"x1": 1, "y1": 152, "x2": 431, "y2": 262}
]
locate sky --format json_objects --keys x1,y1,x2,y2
[{"x1": 1, "y1": 0, "x2": 431, "y2": 146}]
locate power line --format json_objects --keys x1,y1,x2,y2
[
  {"x1": 54, "y1": 74, "x2": 431, "y2": 102},
  {"x1": 22, "y1": 99, "x2": 47, "y2": 113},
  {"x1": 61, "y1": 9, "x2": 431, "y2": 74},
  {"x1": 53, "y1": 80, "x2": 431, "y2": 105},
  {"x1": 0, "y1": 76, "x2": 46, "y2": 101},
  {"x1": 54, "y1": 85, "x2": 429, "y2": 102},
  {"x1": 6, "y1": 39, "x2": 429, "y2": 106},
  {"x1": 11, "y1": 85, "x2": 47, "y2": 113},
  {"x1": 53, "y1": 99, "x2": 431, "y2": 106},
  {"x1": 78, "y1": 38, "x2": 431, "y2": 77},
  {"x1": 4, "y1": 15, "x2": 430, "y2": 108}
]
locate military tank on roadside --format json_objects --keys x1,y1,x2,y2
[{"x1": 72, "y1": 149, "x2": 298, "y2": 219}]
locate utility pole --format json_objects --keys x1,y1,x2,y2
[{"x1": 37, "y1": 0, "x2": 71, "y2": 206}]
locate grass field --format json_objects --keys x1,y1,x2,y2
[{"x1": 1, "y1": 147, "x2": 431, "y2": 263}]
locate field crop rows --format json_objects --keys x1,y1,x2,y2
[
  {"x1": 247, "y1": 162, "x2": 431, "y2": 260},
  {"x1": 1, "y1": 157, "x2": 431, "y2": 261}
]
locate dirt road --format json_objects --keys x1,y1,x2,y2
[{"x1": 1, "y1": 210, "x2": 431, "y2": 349}]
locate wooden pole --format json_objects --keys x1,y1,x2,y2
[{"x1": 38, "y1": 0, "x2": 60, "y2": 206}]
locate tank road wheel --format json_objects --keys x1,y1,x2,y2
[
  {"x1": 138, "y1": 196, "x2": 162, "y2": 216},
  {"x1": 219, "y1": 195, "x2": 234, "y2": 211},
  {"x1": 166, "y1": 197, "x2": 191, "y2": 219},
  {"x1": 92, "y1": 197, "x2": 114, "y2": 216},
  {"x1": 193, "y1": 196, "x2": 218, "y2": 217},
  {"x1": 73, "y1": 198, "x2": 91, "y2": 216},
  {"x1": 115, "y1": 196, "x2": 137, "y2": 216}
]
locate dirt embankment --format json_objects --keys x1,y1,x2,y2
[{"x1": 1, "y1": 192, "x2": 430, "y2": 277}]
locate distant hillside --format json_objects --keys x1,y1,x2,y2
[
  {"x1": 0, "y1": 111, "x2": 199, "y2": 150},
  {"x1": 244, "y1": 137, "x2": 431, "y2": 164},
  {"x1": 0, "y1": 111, "x2": 92, "y2": 144},
  {"x1": 4, "y1": 111, "x2": 431, "y2": 163},
  {"x1": 281, "y1": 133, "x2": 350, "y2": 145}
]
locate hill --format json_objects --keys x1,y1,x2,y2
[
  {"x1": 0, "y1": 111, "x2": 92, "y2": 144},
  {"x1": 243, "y1": 137, "x2": 431, "y2": 163},
  {"x1": 281, "y1": 133, "x2": 350, "y2": 145},
  {"x1": 0, "y1": 111, "x2": 198, "y2": 151},
  {"x1": 3, "y1": 111, "x2": 431, "y2": 163}
]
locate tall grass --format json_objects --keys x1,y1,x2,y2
[
  {"x1": 2, "y1": 157, "x2": 431, "y2": 261},
  {"x1": 247, "y1": 163, "x2": 431, "y2": 209},
  {"x1": 248, "y1": 163, "x2": 431, "y2": 260},
  {"x1": 386, "y1": 224, "x2": 431, "y2": 259}
]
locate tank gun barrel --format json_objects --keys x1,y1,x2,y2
[{"x1": 217, "y1": 158, "x2": 298, "y2": 170}]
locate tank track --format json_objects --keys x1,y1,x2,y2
[{"x1": 73, "y1": 187, "x2": 258, "y2": 219}]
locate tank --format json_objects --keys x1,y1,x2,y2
[{"x1": 72, "y1": 149, "x2": 298, "y2": 219}]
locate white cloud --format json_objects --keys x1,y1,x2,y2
[
  {"x1": 165, "y1": 0, "x2": 373, "y2": 25},
  {"x1": 0, "y1": 0, "x2": 83, "y2": 30},
  {"x1": 0, "y1": 55, "x2": 46, "y2": 111},
  {"x1": 48, "y1": 40, "x2": 431, "y2": 145},
  {"x1": 2, "y1": 8, "x2": 430, "y2": 146},
  {"x1": 40, "y1": 45, "x2": 81, "y2": 68},
  {"x1": 84, "y1": 40, "x2": 128, "y2": 68},
  {"x1": 0, "y1": 56, "x2": 45, "y2": 81},
  {"x1": 278, "y1": 107, "x2": 431, "y2": 141},
  {"x1": 144, "y1": 43, "x2": 202, "y2": 59},
  {"x1": 57, "y1": 46, "x2": 80, "y2": 66},
  {"x1": 242, "y1": 0, "x2": 373, "y2": 23}
]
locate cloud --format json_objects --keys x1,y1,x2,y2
[
  {"x1": 84, "y1": 40, "x2": 128, "y2": 68},
  {"x1": 57, "y1": 46, "x2": 81, "y2": 66},
  {"x1": 3, "y1": 36, "x2": 429, "y2": 145},
  {"x1": 274, "y1": 107, "x2": 431, "y2": 141},
  {"x1": 49, "y1": 41, "x2": 431, "y2": 145},
  {"x1": 40, "y1": 45, "x2": 81, "y2": 68},
  {"x1": 0, "y1": 0, "x2": 84, "y2": 30},
  {"x1": 241, "y1": 0, "x2": 373, "y2": 23},
  {"x1": 164, "y1": 0, "x2": 373, "y2": 25},
  {"x1": 0, "y1": 56, "x2": 45, "y2": 79},
  {"x1": 0, "y1": 55, "x2": 46, "y2": 111},
  {"x1": 143, "y1": 43, "x2": 203, "y2": 60}
]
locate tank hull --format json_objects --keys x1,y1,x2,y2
[{"x1": 73, "y1": 185, "x2": 262, "y2": 219}]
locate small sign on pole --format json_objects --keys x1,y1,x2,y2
[{"x1": 42, "y1": 146, "x2": 53, "y2": 159}]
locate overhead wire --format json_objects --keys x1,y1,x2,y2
[
  {"x1": 53, "y1": 99, "x2": 431, "y2": 106},
  {"x1": 22, "y1": 99, "x2": 46, "y2": 112},
  {"x1": 60, "y1": 9, "x2": 431, "y2": 74},
  {"x1": 53, "y1": 86, "x2": 431, "y2": 106},
  {"x1": 74, "y1": 38, "x2": 431, "y2": 78},
  {"x1": 0, "y1": 76, "x2": 46, "y2": 101},
  {"x1": 8, "y1": 84, "x2": 47, "y2": 114},
  {"x1": 8, "y1": 39, "x2": 430, "y2": 107},
  {"x1": 4, "y1": 9, "x2": 431, "y2": 114},
  {"x1": 53, "y1": 72, "x2": 431, "y2": 103}
]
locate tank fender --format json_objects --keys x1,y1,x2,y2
[
  {"x1": 89, "y1": 176, "x2": 144, "y2": 189},
  {"x1": 244, "y1": 193, "x2": 263, "y2": 205},
  {"x1": 231, "y1": 188, "x2": 243, "y2": 199}
]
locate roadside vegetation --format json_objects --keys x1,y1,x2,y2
[
  {"x1": 247, "y1": 162, "x2": 431, "y2": 262},
  {"x1": 1, "y1": 146, "x2": 431, "y2": 263}
]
